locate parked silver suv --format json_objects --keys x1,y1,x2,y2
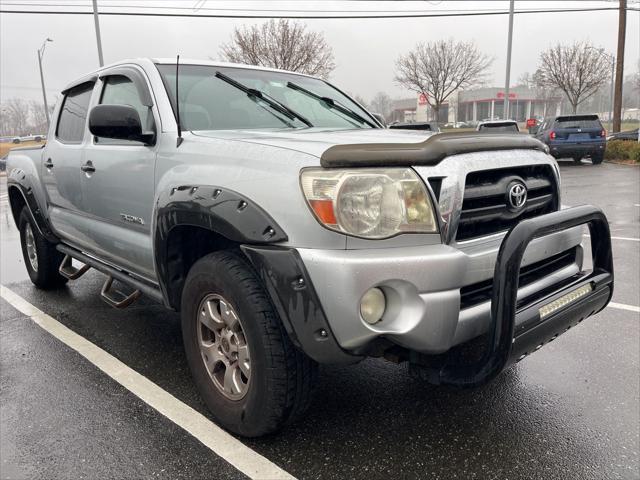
[{"x1": 7, "y1": 58, "x2": 614, "y2": 437}]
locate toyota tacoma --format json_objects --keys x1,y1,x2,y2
[{"x1": 6, "y1": 58, "x2": 614, "y2": 437}]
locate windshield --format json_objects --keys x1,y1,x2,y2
[{"x1": 156, "y1": 64, "x2": 377, "y2": 131}]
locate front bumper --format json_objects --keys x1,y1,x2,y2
[
  {"x1": 243, "y1": 206, "x2": 613, "y2": 378},
  {"x1": 297, "y1": 226, "x2": 583, "y2": 356}
]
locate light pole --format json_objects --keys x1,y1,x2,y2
[
  {"x1": 37, "y1": 38, "x2": 53, "y2": 127},
  {"x1": 92, "y1": 0, "x2": 104, "y2": 67},
  {"x1": 588, "y1": 47, "x2": 615, "y2": 131}
]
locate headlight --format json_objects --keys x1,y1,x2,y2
[{"x1": 300, "y1": 168, "x2": 438, "y2": 239}]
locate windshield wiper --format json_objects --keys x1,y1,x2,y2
[
  {"x1": 286, "y1": 81, "x2": 376, "y2": 128},
  {"x1": 214, "y1": 71, "x2": 313, "y2": 128}
]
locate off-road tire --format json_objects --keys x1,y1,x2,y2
[
  {"x1": 18, "y1": 207, "x2": 67, "y2": 289},
  {"x1": 181, "y1": 250, "x2": 318, "y2": 437}
]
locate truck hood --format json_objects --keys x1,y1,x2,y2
[
  {"x1": 192, "y1": 128, "x2": 548, "y2": 168},
  {"x1": 192, "y1": 128, "x2": 435, "y2": 158}
]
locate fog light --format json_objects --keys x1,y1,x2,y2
[
  {"x1": 360, "y1": 287, "x2": 386, "y2": 324},
  {"x1": 539, "y1": 284, "x2": 593, "y2": 320}
]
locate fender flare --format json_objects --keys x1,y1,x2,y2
[
  {"x1": 7, "y1": 168, "x2": 59, "y2": 243},
  {"x1": 153, "y1": 185, "x2": 287, "y2": 307}
]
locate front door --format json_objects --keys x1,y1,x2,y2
[{"x1": 81, "y1": 71, "x2": 158, "y2": 280}]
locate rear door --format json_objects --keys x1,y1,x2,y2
[
  {"x1": 80, "y1": 67, "x2": 158, "y2": 280},
  {"x1": 43, "y1": 80, "x2": 96, "y2": 246}
]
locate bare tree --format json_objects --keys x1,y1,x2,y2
[
  {"x1": 537, "y1": 42, "x2": 612, "y2": 114},
  {"x1": 220, "y1": 19, "x2": 335, "y2": 78},
  {"x1": 1, "y1": 98, "x2": 30, "y2": 136},
  {"x1": 516, "y1": 72, "x2": 536, "y2": 89},
  {"x1": 530, "y1": 69, "x2": 562, "y2": 117},
  {"x1": 369, "y1": 92, "x2": 393, "y2": 119},
  {"x1": 29, "y1": 100, "x2": 50, "y2": 133},
  {"x1": 395, "y1": 39, "x2": 492, "y2": 120}
]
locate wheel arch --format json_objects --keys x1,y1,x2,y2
[
  {"x1": 7, "y1": 170, "x2": 58, "y2": 243},
  {"x1": 153, "y1": 185, "x2": 288, "y2": 310}
]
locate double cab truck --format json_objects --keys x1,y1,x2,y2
[{"x1": 7, "y1": 59, "x2": 614, "y2": 437}]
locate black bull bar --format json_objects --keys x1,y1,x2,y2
[{"x1": 438, "y1": 204, "x2": 614, "y2": 387}]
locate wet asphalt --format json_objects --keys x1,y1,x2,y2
[{"x1": 0, "y1": 161, "x2": 639, "y2": 480}]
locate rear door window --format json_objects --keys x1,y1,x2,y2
[{"x1": 56, "y1": 82, "x2": 95, "y2": 143}]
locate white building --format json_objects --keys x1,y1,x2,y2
[
  {"x1": 412, "y1": 87, "x2": 563, "y2": 123},
  {"x1": 456, "y1": 87, "x2": 562, "y2": 122}
]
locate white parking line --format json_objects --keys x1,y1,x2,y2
[
  {"x1": 608, "y1": 302, "x2": 640, "y2": 314},
  {"x1": 0, "y1": 285, "x2": 296, "y2": 480}
]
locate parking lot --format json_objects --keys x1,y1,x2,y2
[{"x1": 1, "y1": 161, "x2": 638, "y2": 480}]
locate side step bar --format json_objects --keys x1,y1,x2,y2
[
  {"x1": 56, "y1": 244, "x2": 164, "y2": 306},
  {"x1": 59, "y1": 254, "x2": 91, "y2": 280},
  {"x1": 101, "y1": 276, "x2": 142, "y2": 309}
]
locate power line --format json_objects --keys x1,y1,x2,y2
[
  {"x1": 0, "y1": 1, "x2": 630, "y2": 13},
  {"x1": 0, "y1": 2, "x2": 520, "y2": 13},
  {"x1": 0, "y1": 6, "x2": 634, "y2": 19}
]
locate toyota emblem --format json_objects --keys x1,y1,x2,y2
[{"x1": 508, "y1": 182, "x2": 527, "y2": 210}]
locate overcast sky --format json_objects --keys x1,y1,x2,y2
[{"x1": 1, "y1": 0, "x2": 639, "y2": 104}]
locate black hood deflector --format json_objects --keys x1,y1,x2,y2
[{"x1": 320, "y1": 132, "x2": 547, "y2": 168}]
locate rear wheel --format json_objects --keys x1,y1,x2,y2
[
  {"x1": 18, "y1": 207, "x2": 67, "y2": 289},
  {"x1": 591, "y1": 153, "x2": 604, "y2": 165},
  {"x1": 573, "y1": 156, "x2": 583, "y2": 164},
  {"x1": 181, "y1": 250, "x2": 318, "y2": 437}
]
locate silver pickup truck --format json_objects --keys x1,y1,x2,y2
[{"x1": 7, "y1": 58, "x2": 614, "y2": 437}]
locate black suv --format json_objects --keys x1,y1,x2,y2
[{"x1": 534, "y1": 114, "x2": 606, "y2": 164}]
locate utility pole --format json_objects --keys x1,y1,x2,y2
[
  {"x1": 37, "y1": 38, "x2": 53, "y2": 127},
  {"x1": 612, "y1": 0, "x2": 626, "y2": 133},
  {"x1": 503, "y1": 0, "x2": 515, "y2": 119},
  {"x1": 92, "y1": 0, "x2": 104, "y2": 67}
]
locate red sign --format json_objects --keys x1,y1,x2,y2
[
  {"x1": 497, "y1": 92, "x2": 517, "y2": 99},
  {"x1": 526, "y1": 118, "x2": 537, "y2": 128},
  {"x1": 418, "y1": 93, "x2": 428, "y2": 105}
]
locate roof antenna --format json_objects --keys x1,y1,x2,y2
[{"x1": 175, "y1": 54, "x2": 183, "y2": 147}]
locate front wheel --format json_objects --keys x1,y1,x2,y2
[
  {"x1": 18, "y1": 207, "x2": 68, "y2": 289},
  {"x1": 181, "y1": 250, "x2": 318, "y2": 437}
]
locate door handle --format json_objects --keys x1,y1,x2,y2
[
  {"x1": 44, "y1": 158, "x2": 54, "y2": 169},
  {"x1": 81, "y1": 161, "x2": 96, "y2": 173}
]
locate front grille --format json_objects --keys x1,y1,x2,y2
[
  {"x1": 456, "y1": 165, "x2": 558, "y2": 241},
  {"x1": 460, "y1": 247, "x2": 578, "y2": 310}
]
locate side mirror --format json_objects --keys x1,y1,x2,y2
[{"x1": 89, "y1": 104, "x2": 155, "y2": 145}]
